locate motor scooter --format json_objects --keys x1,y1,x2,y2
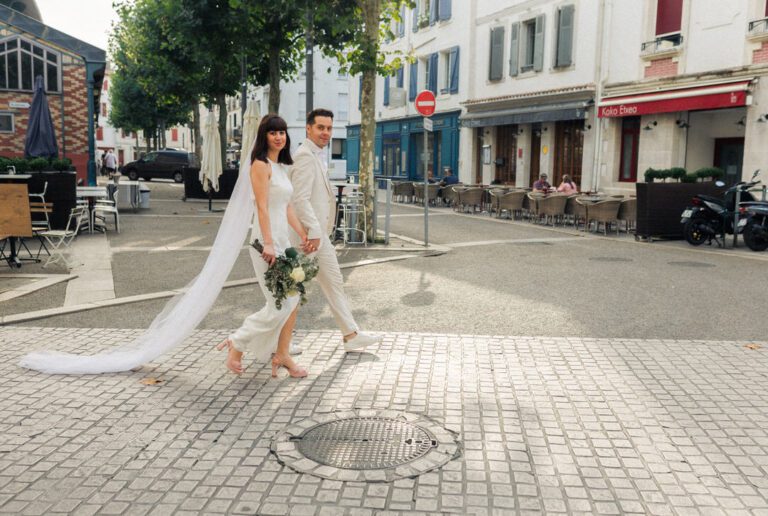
[
  {"x1": 680, "y1": 170, "x2": 760, "y2": 247},
  {"x1": 739, "y1": 200, "x2": 768, "y2": 251}
]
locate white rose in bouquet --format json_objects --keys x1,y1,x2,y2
[{"x1": 290, "y1": 267, "x2": 306, "y2": 283}]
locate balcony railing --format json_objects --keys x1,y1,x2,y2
[
  {"x1": 640, "y1": 33, "x2": 684, "y2": 56},
  {"x1": 748, "y1": 17, "x2": 768, "y2": 39}
]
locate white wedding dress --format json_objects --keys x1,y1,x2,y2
[
  {"x1": 18, "y1": 140, "x2": 289, "y2": 374},
  {"x1": 228, "y1": 159, "x2": 300, "y2": 361}
]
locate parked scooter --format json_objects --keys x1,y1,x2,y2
[
  {"x1": 680, "y1": 170, "x2": 761, "y2": 247},
  {"x1": 739, "y1": 201, "x2": 768, "y2": 251}
]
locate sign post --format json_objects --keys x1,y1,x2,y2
[{"x1": 415, "y1": 90, "x2": 436, "y2": 248}]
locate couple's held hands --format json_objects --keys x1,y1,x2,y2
[{"x1": 301, "y1": 236, "x2": 320, "y2": 254}]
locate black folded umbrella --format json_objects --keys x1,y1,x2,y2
[{"x1": 24, "y1": 75, "x2": 58, "y2": 159}]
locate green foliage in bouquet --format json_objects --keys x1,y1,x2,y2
[{"x1": 251, "y1": 239, "x2": 320, "y2": 310}]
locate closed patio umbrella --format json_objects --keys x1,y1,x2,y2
[
  {"x1": 24, "y1": 75, "x2": 58, "y2": 159},
  {"x1": 239, "y1": 99, "x2": 261, "y2": 166},
  {"x1": 199, "y1": 110, "x2": 222, "y2": 211}
]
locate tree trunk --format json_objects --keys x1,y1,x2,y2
[
  {"x1": 358, "y1": 0, "x2": 381, "y2": 242},
  {"x1": 193, "y1": 107, "x2": 202, "y2": 160},
  {"x1": 217, "y1": 94, "x2": 228, "y2": 171},
  {"x1": 268, "y1": 45, "x2": 281, "y2": 114}
]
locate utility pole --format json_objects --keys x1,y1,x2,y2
[{"x1": 305, "y1": 8, "x2": 314, "y2": 117}]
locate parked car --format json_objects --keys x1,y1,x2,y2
[{"x1": 120, "y1": 150, "x2": 198, "y2": 183}]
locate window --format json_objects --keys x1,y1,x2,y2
[
  {"x1": 101, "y1": 103, "x2": 107, "y2": 117},
  {"x1": 440, "y1": 47, "x2": 460, "y2": 94},
  {"x1": 396, "y1": 67, "x2": 404, "y2": 88},
  {"x1": 171, "y1": 128, "x2": 178, "y2": 142},
  {"x1": 103, "y1": 79, "x2": 108, "y2": 91},
  {"x1": 298, "y1": 92, "x2": 306, "y2": 120},
  {"x1": 619, "y1": 117, "x2": 640, "y2": 182},
  {"x1": 489, "y1": 27, "x2": 505, "y2": 81},
  {"x1": 656, "y1": 0, "x2": 683, "y2": 35},
  {"x1": 409, "y1": 61, "x2": 418, "y2": 101},
  {"x1": 331, "y1": 138, "x2": 345, "y2": 160},
  {"x1": 233, "y1": 113, "x2": 237, "y2": 128},
  {"x1": 555, "y1": 5, "x2": 575, "y2": 68},
  {"x1": 398, "y1": 5, "x2": 406, "y2": 37},
  {"x1": 425, "y1": 53, "x2": 438, "y2": 94},
  {"x1": 338, "y1": 93, "x2": 348, "y2": 121},
  {"x1": 384, "y1": 75, "x2": 390, "y2": 106},
  {"x1": 0, "y1": 37, "x2": 60, "y2": 92},
  {"x1": 428, "y1": 0, "x2": 451, "y2": 25},
  {"x1": 519, "y1": 15, "x2": 545, "y2": 73},
  {"x1": 96, "y1": 126, "x2": 103, "y2": 141}
]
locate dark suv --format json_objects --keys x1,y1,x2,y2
[{"x1": 120, "y1": 150, "x2": 198, "y2": 183}]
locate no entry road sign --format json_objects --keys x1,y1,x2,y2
[{"x1": 415, "y1": 90, "x2": 436, "y2": 117}]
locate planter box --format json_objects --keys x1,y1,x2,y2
[
  {"x1": 183, "y1": 167, "x2": 239, "y2": 200},
  {"x1": 635, "y1": 181, "x2": 722, "y2": 240},
  {"x1": 27, "y1": 171, "x2": 77, "y2": 230}
]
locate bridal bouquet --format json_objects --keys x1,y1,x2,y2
[{"x1": 251, "y1": 239, "x2": 320, "y2": 309}]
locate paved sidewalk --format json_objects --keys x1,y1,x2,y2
[{"x1": 2, "y1": 327, "x2": 768, "y2": 515}]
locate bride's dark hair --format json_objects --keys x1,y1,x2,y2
[{"x1": 251, "y1": 114, "x2": 293, "y2": 165}]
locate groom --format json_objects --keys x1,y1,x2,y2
[{"x1": 289, "y1": 108, "x2": 382, "y2": 352}]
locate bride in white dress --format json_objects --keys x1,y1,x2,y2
[
  {"x1": 216, "y1": 114, "x2": 312, "y2": 378},
  {"x1": 18, "y1": 113, "x2": 313, "y2": 377}
]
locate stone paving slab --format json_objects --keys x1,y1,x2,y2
[{"x1": 1, "y1": 327, "x2": 768, "y2": 515}]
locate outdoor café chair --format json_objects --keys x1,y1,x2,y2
[
  {"x1": 39, "y1": 206, "x2": 88, "y2": 268},
  {"x1": 492, "y1": 190, "x2": 525, "y2": 219},
  {"x1": 457, "y1": 187, "x2": 484, "y2": 213},
  {"x1": 617, "y1": 197, "x2": 637, "y2": 233},
  {"x1": 538, "y1": 194, "x2": 568, "y2": 226},
  {"x1": 93, "y1": 183, "x2": 120, "y2": 233},
  {"x1": 586, "y1": 199, "x2": 622, "y2": 235}
]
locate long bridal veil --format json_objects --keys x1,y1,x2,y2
[{"x1": 19, "y1": 144, "x2": 257, "y2": 374}]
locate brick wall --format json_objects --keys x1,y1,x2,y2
[
  {"x1": 0, "y1": 60, "x2": 91, "y2": 181},
  {"x1": 644, "y1": 58, "x2": 678, "y2": 79},
  {"x1": 753, "y1": 41, "x2": 768, "y2": 65}
]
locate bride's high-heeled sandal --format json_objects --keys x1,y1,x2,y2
[
  {"x1": 271, "y1": 356, "x2": 308, "y2": 378},
  {"x1": 216, "y1": 338, "x2": 243, "y2": 375}
]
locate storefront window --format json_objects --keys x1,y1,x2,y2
[
  {"x1": 0, "y1": 37, "x2": 60, "y2": 93},
  {"x1": 619, "y1": 117, "x2": 640, "y2": 182}
]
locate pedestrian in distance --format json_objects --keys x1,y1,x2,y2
[
  {"x1": 216, "y1": 115, "x2": 313, "y2": 377},
  {"x1": 104, "y1": 149, "x2": 118, "y2": 178},
  {"x1": 289, "y1": 108, "x2": 382, "y2": 352}
]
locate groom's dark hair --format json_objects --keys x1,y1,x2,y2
[
  {"x1": 307, "y1": 108, "x2": 334, "y2": 126},
  {"x1": 251, "y1": 114, "x2": 293, "y2": 165}
]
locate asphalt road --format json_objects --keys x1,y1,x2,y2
[{"x1": 4, "y1": 181, "x2": 768, "y2": 341}]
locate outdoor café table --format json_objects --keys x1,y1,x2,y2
[
  {"x1": 330, "y1": 181, "x2": 360, "y2": 239},
  {"x1": 76, "y1": 186, "x2": 108, "y2": 233}
]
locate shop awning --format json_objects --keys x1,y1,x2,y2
[
  {"x1": 598, "y1": 80, "x2": 752, "y2": 118},
  {"x1": 461, "y1": 100, "x2": 590, "y2": 128}
]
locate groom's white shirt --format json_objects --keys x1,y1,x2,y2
[{"x1": 289, "y1": 138, "x2": 336, "y2": 240}]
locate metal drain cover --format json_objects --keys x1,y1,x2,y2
[
  {"x1": 272, "y1": 410, "x2": 460, "y2": 482},
  {"x1": 296, "y1": 417, "x2": 436, "y2": 469}
]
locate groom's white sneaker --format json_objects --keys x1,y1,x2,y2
[{"x1": 343, "y1": 331, "x2": 381, "y2": 352}]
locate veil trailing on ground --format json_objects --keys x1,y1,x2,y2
[{"x1": 18, "y1": 143, "x2": 257, "y2": 374}]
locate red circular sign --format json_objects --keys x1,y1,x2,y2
[{"x1": 414, "y1": 90, "x2": 436, "y2": 117}]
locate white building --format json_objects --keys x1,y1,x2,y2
[
  {"x1": 235, "y1": 51, "x2": 350, "y2": 176},
  {"x1": 347, "y1": 0, "x2": 768, "y2": 191}
]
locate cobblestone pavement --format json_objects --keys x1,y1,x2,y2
[{"x1": 2, "y1": 327, "x2": 768, "y2": 515}]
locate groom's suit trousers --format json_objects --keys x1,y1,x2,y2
[{"x1": 313, "y1": 235, "x2": 358, "y2": 337}]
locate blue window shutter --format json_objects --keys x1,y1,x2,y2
[
  {"x1": 428, "y1": 53, "x2": 438, "y2": 94},
  {"x1": 429, "y1": 0, "x2": 438, "y2": 25},
  {"x1": 383, "y1": 76, "x2": 390, "y2": 106},
  {"x1": 533, "y1": 14, "x2": 546, "y2": 72},
  {"x1": 556, "y1": 5, "x2": 574, "y2": 67},
  {"x1": 509, "y1": 22, "x2": 520, "y2": 77},
  {"x1": 358, "y1": 76, "x2": 362, "y2": 109},
  {"x1": 412, "y1": 1, "x2": 419, "y2": 32},
  {"x1": 399, "y1": 5, "x2": 406, "y2": 37},
  {"x1": 409, "y1": 61, "x2": 418, "y2": 101},
  {"x1": 449, "y1": 46, "x2": 459, "y2": 94},
  {"x1": 439, "y1": 0, "x2": 451, "y2": 21},
  {"x1": 397, "y1": 67, "x2": 404, "y2": 88}
]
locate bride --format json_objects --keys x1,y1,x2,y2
[
  {"x1": 216, "y1": 114, "x2": 310, "y2": 377},
  {"x1": 19, "y1": 114, "x2": 313, "y2": 376}
]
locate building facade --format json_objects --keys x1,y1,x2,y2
[
  {"x1": 347, "y1": 0, "x2": 768, "y2": 192},
  {"x1": 0, "y1": 4, "x2": 105, "y2": 183}
]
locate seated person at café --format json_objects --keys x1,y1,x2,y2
[
  {"x1": 532, "y1": 173, "x2": 551, "y2": 193},
  {"x1": 439, "y1": 168, "x2": 459, "y2": 186},
  {"x1": 557, "y1": 174, "x2": 579, "y2": 195}
]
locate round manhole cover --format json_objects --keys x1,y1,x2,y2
[
  {"x1": 668, "y1": 261, "x2": 716, "y2": 268},
  {"x1": 296, "y1": 417, "x2": 435, "y2": 469},
  {"x1": 272, "y1": 410, "x2": 461, "y2": 482}
]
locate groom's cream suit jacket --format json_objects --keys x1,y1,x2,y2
[{"x1": 289, "y1": 138, "x2": 336, "y2": 240}]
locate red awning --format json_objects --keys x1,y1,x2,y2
[{"x1": 598, "y1": 80, "x2": 752, "y2": 118}]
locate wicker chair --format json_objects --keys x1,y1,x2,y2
[
  {"x1": 587, "y1": 199, "x2": 622, "y2": 234},
  {"x1": 392, "y1": 181, "x2": 414, "y2": 203},
  {"x1": 617, "y1": 197, "x2": 637, "y2": 233},
  {"x1": 525, "y1": 192, "x2": 546, "y2": 222},
  {"x1": 490, "y1": 190, "x2": 525, "y2": 219},
  {"x1": 538, "y1": 194, "x2": 568, "y2": 226},
  {"x1": 457, "y1": 187, "x2": 484, "y2": 213},
  {"x1": 564, "y1": 195, "x2": 584, "y2": 227}
]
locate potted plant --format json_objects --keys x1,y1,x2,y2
[{"x1": 695, "y1": 167, "x2": 725, "y2": 182}]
